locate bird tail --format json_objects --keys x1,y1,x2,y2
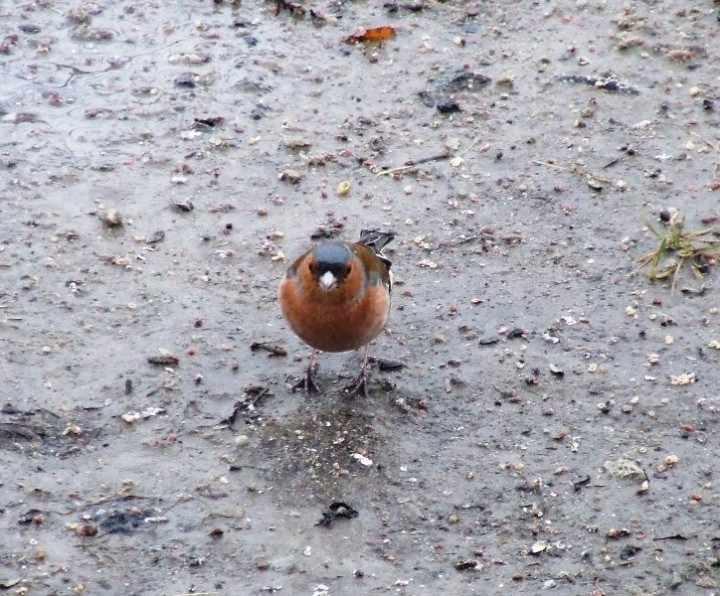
[{"x1": 359, "y1": 229, "x2": 394, "y2": 255}]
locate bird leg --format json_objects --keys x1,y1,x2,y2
[
  {"x1": 292, "y1": 349, "x2": 319, "y2": 393},
  {"x1": 342, "y1": 343, "x2": 372, "y2": 397}
]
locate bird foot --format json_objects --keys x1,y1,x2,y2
[
  {"x1": 291, "y1": 365, "x2": 319, "y2": 394},
  {"x1": 342, "y1": 372, "x2": 368, "y2": 398}
]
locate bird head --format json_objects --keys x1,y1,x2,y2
[{"x1": 309, "y1": 243, "x2": 352, "y2": 292}]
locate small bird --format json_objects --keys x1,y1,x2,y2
[{"x1": 278, "y1": 229, "x2": 394, "y2": 396}]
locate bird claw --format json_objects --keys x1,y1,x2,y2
[
  {"x1": 342, "y1": 373, "x2": 368, "y2": 398},
  {"x1": 291, "y1": 363, "x2": 319, "y2": 394},
  {"x1": 291, "y1": 374, "x2": 319, "y2": 394}
]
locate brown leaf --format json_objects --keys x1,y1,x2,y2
[{"x1": 345, "y1": 26, "x2": 396, "y2": 44}]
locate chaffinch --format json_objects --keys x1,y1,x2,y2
[{"x1": 278, "y1": 229, "x2": 394, "y2": 396}]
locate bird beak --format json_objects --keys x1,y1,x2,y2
[{"x1": 318, "y1": 271, "x2": 337, "y2": 291}]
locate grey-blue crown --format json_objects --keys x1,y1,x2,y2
[{"x1": 313, "y1": 243, "x2": 351, "y2": 272}]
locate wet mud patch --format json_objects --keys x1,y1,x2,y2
[
  {"x1": 0, "y1": 402, "x2": 102, "y2": 458},
  {"x1": 251, "y1": 400, "x2": 401, "y2": 501}
]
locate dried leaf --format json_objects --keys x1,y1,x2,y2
[{"x1": 345, "y1": 26, "x2": 395, "y2": 44}]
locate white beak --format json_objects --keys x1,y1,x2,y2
[{"x1": 319, "y1": 270, "x2": 337, "y2": 291}]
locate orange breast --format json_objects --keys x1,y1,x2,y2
[{"x1": 278, "y1": 250, "x2": 391, "y2": 352}]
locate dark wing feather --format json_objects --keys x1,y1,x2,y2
[{"x1": 359, "y1": 229, "x2": 394, "y2": 270}]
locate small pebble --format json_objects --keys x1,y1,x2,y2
[
  {"x1": 437, "y1": 99, "x2": 461, "y2": 114},
  {"x1": 256, "y1": 559, "x2": 269, "y2": 570},
  {"x1": 173, "y1": 72, "x2": 197, "y2": 88},
  {"x1": 279, "y1": 169, "x2": 302, "y2": 184},
  {"x1": 336, "y1": 180, "x2": 350, "y2": 197}
]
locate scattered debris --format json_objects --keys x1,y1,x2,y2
[
  {"x1": 250, "y1": 342, "x2": 287, "y2": 357},
  {"x1": 670, "y1": 372, "x2": 695, "y2": 386},
  {"x1": 604, "y1": 458, "x2": 648, "y2": 482},
  {"x1": 1, "y1": 112, "x2": 41, "y2": 124},
  {"x1": 121, "y1": 407, "x2": 166, "y2": 423},
  {"x1": 680, "y1": 285, "x2": 706, "y2": 296},
  {"x1": 557, "y1": 73, "x2": 640, "y2": 95},
  {"x1": 336, "y1": 180, "x2": 351, "y2": 197},
  {"x1": 146, "y1": 353, "x2": 180, "y2": 366},
  {"x1": 174, "y1": 72, "x2": 199, "y2": 88},
  {"x1": 172, "y1": 198, "x2": 194, "y2": 212},
  {"x1": 145, "y1": 230, "x2": 165, "y2": 245},
  {"x1": 619, "y1": 544, "x2": 642, "y2": 560},
  {"x1": 169, "y1": 52, "x2": 211, "y2": 65},
  {"x1": 216, "y1": 386, "x2": 271, "y2": 428},
  {"x1": 530, "y1": 540, "x2": 548, "y2": 555},
  {"x1": 437, "y1": 99, "x2": 461, "y2": 114},
  {"x1": 282, "y1": 136, "x2": 311, "y2": 150},
  {"x1": 377, "y1": 151, "x2": 449, "y2": 177},
  {"x1": 455, "y1": 559, "x2": 483, "y2": 571},
  {"x1": 345, "y1": 26, "x2": 395, "y2": 44},
  {"x1": 92, "y1": 507, "x2": 166, "y2": 534},
  {"x1": 351, "y1": 452, "x2": 373, "y2": 467},
  {"x1": 279, "y1": 169, "x2": 302, "y2": 184},
  {"x1": 636, "y1": 209, "x2": 720, "y2": 290},
  {"x1": 572, "y1": 476, "x2": 591, "y2": 492},
  {"x1": 316, "y1": 502, "x2": 359, "y2": 527},
  {"x1": 428, "y1": 70, "x2": 491, "y2": 94},
  {"x1": 18, "y1": 509, "x2": 45, "y2": 525},
  {"x1": 99, "y1": 209, "x2": 123, "y2": 228},
  {"x1": 273, "y1": 0, "x2": 308, "y2": 17},
  {"x1": 194, "y1": 115, "x2": 224, "y2": 128},
  {"x1": 368, "y1": 357, "x2": 404, "y2": 371},
  {"x1": 384, "y1": 2, "x2": 427, "y2": 13}
]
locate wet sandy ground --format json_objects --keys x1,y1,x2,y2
[{"x1": 2, "y1": 0, "x2": 720, "y2": 594}]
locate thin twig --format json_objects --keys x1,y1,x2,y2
[
  {"x1": 461, "y1": 136, "x2": 482, "y2": 155},
  {"x1": 689, "y1": 131, "x2": 720, "y2": 179},
  {"x1": 532, "y1": 159, "x2": 575, "y2": 173},
  {"x1": 377, "y1": 152, "x2": 449, "y2": 176},
  {"x1": 532, "y1": 159, "x2": 612, "y2": 183},
  {"x1": 689, "y1": 131, "x2": 717, "y2": 150}
]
